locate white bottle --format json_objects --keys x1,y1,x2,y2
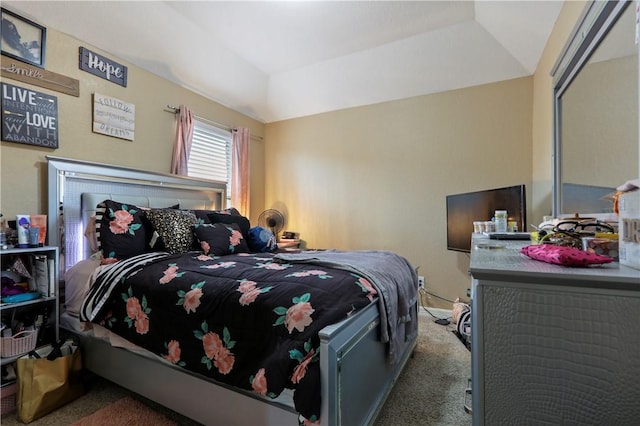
[
  {"x1": 16, "y1": 214, "x2": 31, "y2": 248},
  {"x1": 494, "y1": 210, "x2": 508, "y2": 233}
]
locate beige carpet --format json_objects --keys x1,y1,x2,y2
[
  {"x1": 374, "y1": 309, "x2": 472, "y2": 426},
  {"x1": 1, "y1": 310, "x2": 471, "y2": 425}
]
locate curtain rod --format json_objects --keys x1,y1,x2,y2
[{"x1": 165, "y1": 105, "x2": 263, "y2": 141}]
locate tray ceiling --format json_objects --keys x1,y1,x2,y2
[{"x1": 4, "y1": 1, "x2": 564, "y2": 123}]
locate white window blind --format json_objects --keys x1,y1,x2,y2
[{"x1": 187, "y1": 120, "x2": 232, "y2": 205}]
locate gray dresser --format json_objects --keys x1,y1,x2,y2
[{"x1": 469, "y1": 237, "x2": 640, "y2": 425}]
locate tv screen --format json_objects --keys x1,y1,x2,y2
[{"x1": 446, "y1": 185, "x2": 527, "y2": 252}]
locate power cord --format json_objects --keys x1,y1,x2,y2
[
  {"x1": 418, "y1": 287, "x2": 452, "y2": 326},
  {"x1": 422, "y1": 289, "x2": 458, "y2": 304}
]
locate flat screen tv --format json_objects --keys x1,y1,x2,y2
[{"x1": 446, "y1": 184, "x2": 527, "y2": 252}]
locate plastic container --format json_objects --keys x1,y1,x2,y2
[
  {"x1": 29, "y1": 214, "x2": 47, "y2": 246},
  {"x1": 484, "y1": 221, "x2": 495, "y2": 233},
  {"x1": 582, "y1": 237, "x2": 619, "y2": 260},
  {"x1": 0, "y1": 330, "x2": 37, "y2": 358},
  {"x1": 618, "y1": 190, "x2": 639, "y2": 270},
  {"x1": 16, "y1": 214, "x2": 30, "y2": 248},
  {"x1": 494, "y1": 210, "x2": 507, "y2": 233},
  {"x1": 473, "y1": 221, "x2": 483, "y2": 233}
]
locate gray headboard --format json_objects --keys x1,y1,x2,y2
[{"x1": 47, "y1": 156, "x2": 227, "y2": 274}]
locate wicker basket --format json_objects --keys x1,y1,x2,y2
[
  {"x1": 1, "y1": 383, "x2": 17, "y2": 415},
  {"x1": 1, "y1": 330, "x2": 37, "y2": 358}
]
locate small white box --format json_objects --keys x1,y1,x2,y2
[{"x1": 618, "y1": 190, "x2": 640, "y2": 270}]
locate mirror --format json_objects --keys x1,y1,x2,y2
[{"x1": 552, "y1": 0, "x2": 639, "y2": 217}]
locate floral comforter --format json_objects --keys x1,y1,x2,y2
[{"x1": 80, "y1": 251, "x2": 379, "y2": 423}]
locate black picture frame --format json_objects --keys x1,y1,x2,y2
[{"x1": 1, "y1": 8, "x2": 46, "y2": 68}]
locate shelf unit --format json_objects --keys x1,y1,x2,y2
[{"x1": 1, "y1": 246, "x2": 59, "y2": 366}]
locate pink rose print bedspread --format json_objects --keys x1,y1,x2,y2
[{"x1": 80, "y1": 251, "x2": 379, "y2": 423}]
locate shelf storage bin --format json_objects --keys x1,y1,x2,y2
[{"x1": 1, "y1": 330, "x2": 37, "y2": 358}]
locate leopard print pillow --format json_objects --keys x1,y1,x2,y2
[{"x1": 145, "y1": 209, "x2": 198, "y2": 254}]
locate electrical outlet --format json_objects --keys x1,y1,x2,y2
[{"x1": 418, "y1": 276, "x2": 425, "y2": 288}]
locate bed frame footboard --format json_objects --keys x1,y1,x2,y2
[
  {"x1": 320, "y1": 301, "x2": 418, "y2": 426},
  {"x1": 70, "y1": 299, "x2": 416, "y2": 426},
  {"x1": 75, "y1": 331, "x2": 299, "y2": 425}
]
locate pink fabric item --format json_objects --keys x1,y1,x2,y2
[
  {"x1": 520, "y1": 244, "x2": 614, "y2": 267},
  {"x1": 170, "y1": 105, "x2": 194, "y2": 175},
  {"x1": 231, "y1": 127, "x2": 250, "y2": 217}
]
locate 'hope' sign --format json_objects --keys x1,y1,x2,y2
[{"x1": 79, "y1": 47, "x2": 128, "y2": 87}]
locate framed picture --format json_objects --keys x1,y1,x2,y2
[{"x1": 1, "y1": 8, "x2": 46, "y2": 68}]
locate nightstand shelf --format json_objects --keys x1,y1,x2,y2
[
  {"x1": 1, "y1": 246, "x2": 59, "y2": 366},
  {"x1": 277, "y1": 239, "x2": 301, "y2": 249}
]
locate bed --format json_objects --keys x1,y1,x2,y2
[{"x1": 46, "y1": 156, "x2": 419, "y2": 425}]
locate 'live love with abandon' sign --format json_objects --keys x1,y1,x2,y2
[{"x1": 1, "y1": 83, "x2": 59, "y2": 148}]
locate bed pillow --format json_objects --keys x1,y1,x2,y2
[
  {"x1": 63, "y1": 257, "x2": 100, "y2": 316},
  {"x1": 191, "y1": 207, "x2": 241, "y2": 224},
  {"x1": 95, "y1": 200, "x2": 151, "y2": 263},
  {"x1": 145, "y1": 209, "x2": 198, "y2": 254},
  {"x1": 246, "y1": 226, "x2": 278, "y2": 253},
  {"x1": 189, "y1": 208, "x2": 243, "y2": 249},
  {"x1": 193, "y1": 223, "x2": 249, "y2": 256},
  {"x1": 207, "y1": 211, "x2": 250, "y2": 241},
  {"x1": 84, "y1": 215, "x2": 99, "y2": 253}
]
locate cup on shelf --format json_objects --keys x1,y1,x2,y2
[
  {"x1": 473, "y1": 221, "x2": 483, "y2": 233},
  {"x1": 484, "y1": 221, "x2": 495, "y2": 233},
  {"x1": 28, "y1": 227, "x2": 40, "y2": 247}
]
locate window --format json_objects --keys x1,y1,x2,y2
[{"x1": 187, "y1": 120, "x2": 232, "y2": 206}]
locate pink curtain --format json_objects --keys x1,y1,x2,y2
[
  {"x1": 231, "y1": 127, "x2": 250, "y2": 216},
  {"x1": 170, "y1": 105, "x2": 194, "y2": 175}
]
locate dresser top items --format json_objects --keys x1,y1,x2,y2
[{"x1": 469, "y1": 235, "x2": 640, "y2": 290}]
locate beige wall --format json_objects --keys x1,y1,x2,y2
[
  {"x1": 264, "y1": 1, "x2": 592, "y2": 309},
  {"x1": 0, "y1": 23, "x2": 266, "y2": 224},
  {"x1": 265, "y1": 77, "x2": 533, "y2": 308}
]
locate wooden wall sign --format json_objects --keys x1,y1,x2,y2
[
  {"x1": 1, "y1": 54, "x2": 79, "y2": 97},
  {"x1": 1, "y1": 82, "x2": 59, "y2": 148},
  {"x1": 92, "y1": 93, "x2": 135, "y2": 141},
  {"x1": 79, "y1": 47, "x2": 127, "y2": 87}
]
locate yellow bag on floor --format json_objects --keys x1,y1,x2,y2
[{"x1": 16, "y1": 338, "x2": 85, "y2": 423}]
